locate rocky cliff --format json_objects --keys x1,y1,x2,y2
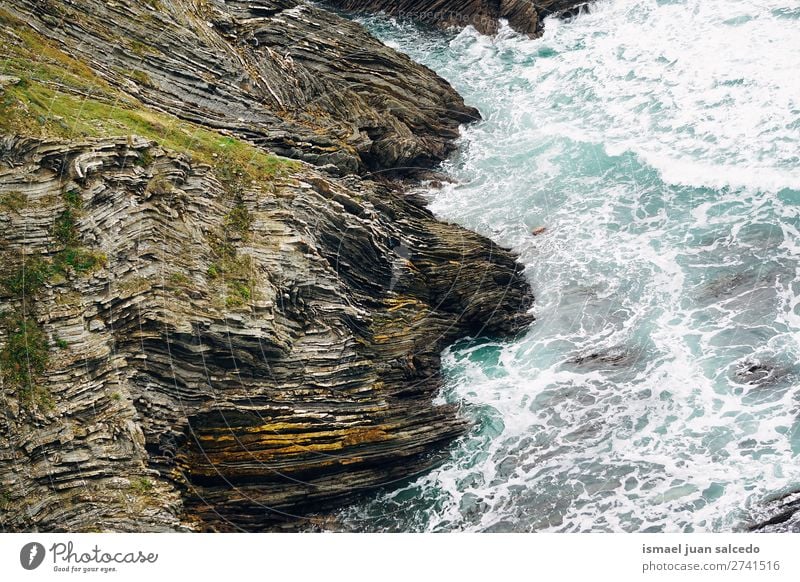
[
  {"x1": 0, "y1": 1, "x2": 533, "y2": 531},
  {"x1": 325, "y1": 0, "x2": 593, "y2": 36}
]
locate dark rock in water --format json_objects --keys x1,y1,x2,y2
[
  {"x1": 700, "y1": 272, "x2": 752, "y2": 300},
  {"x1": 483, "y1": 520, "x2": 519, "y2": 532},
  {"x1": 732, "y1": 357, "x2": 798, "y2": 389},
  {"x1": 698, "y1": 268, "x2": 777, "y2": 304},
  {"x1": 325, "y1": 0, "x2": 594, "y2": 37},
  {"x1": 496, "y1": 455, "x2": 520, "y2": 479},
  {"x1": 569, "y1": 346, "x2": 641, "y2": 368},
  {"x1": 0, "y1": 0, "x2": 534, "y2": 532},
  {"x1": 747, "y1": 490, "x2": 800, "y2": 532},
  {"x1": 556, "y1": 2, "x2": 594, "y2": 22},
  {"x1": 736, "y1": 361, "x2": 773, "y2": 384}
]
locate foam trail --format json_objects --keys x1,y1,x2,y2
[{"x1": 339, "y1": 0, "x2": 800, "y2": 532}]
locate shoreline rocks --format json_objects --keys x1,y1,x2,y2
[
  {"x1": 324, "y1": 0, "x2": 594, "y2": 37},
  {"x1": 0, "y1": 0, "x2": 534, "y2": 531},
  {"x1": 8, "y1": 0, "x2": 479, "y2": 176},
  {"x1": 749, "y1": 490, "x2": 800, "y2": 533}
]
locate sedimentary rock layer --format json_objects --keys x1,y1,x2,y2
[
  {"x1": 8, "y1": 0, "x2": 478, "y2": 174},
  {"x1": 0, "y1": 0, "x2": 534, "y2": 531},
  {"x1": 325, "y1": 0, "x2": 593, "y2": 36}
]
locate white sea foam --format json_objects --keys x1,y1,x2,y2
[{"x1": 341, "y1": 0, "x2": 800, "y2": 532}]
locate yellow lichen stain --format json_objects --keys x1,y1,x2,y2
[
  {"x1": 189, "y1": 424, "x2": 394, "y2": 467},
  {"x1": 341, "y1": 427, "x2": 390, "y2": 447},
  {"x1": 386, "y1": 298, "x2": 422, "y2": 312},
  {"x1": 340, "y1": 456, "x2": 364, "y2": 465}
]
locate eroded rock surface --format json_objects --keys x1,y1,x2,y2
[
  {"x1": 0, "y1": 0, "x2": 533, "y2": 531},
  {"x1": 10, "y1": 0, "x2": 478, "y2": 175},
  {"x1": 325, "y1": 0, "x2": 593, "y2": 36}
]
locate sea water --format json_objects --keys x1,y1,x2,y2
[{"x1": 340, "y1": 0, "x2": 800, "y2": 532}]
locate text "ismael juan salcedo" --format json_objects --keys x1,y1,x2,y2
[{"x1": 643, "y1": 543, "x2": 760, "y2": 557}]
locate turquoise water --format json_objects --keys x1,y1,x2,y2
[{"x1": 341, "y1": 0, "x2": 800, "y2": 532}]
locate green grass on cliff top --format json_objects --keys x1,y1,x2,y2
[{"x1": 0, "y1": 8, "x2": 297, "y2": 183}]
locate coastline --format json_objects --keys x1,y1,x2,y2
[
  {"x1": 0, "y1": 0, "x2": 533, "y2": 531},
  {"x1": 324, "y1": 0, "x2": 593, "y2": 36},
  {"x1": 330, "y1": 0, "x2": 800, "y2": 533},
  {"x1": 2, "y1": 0, "x2": 795, "y2": 535}
]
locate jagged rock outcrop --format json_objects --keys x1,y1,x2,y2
[
  {"x1": 0, "y1": 0, "x2": 534, "y2": 531},
  {"x1": 0, "y1": 136, "x2": 532, "y2": 531},
  {"x1": 9, "y1": 0, "x2": 478, "y2": 175},
  {"x1": 325, "y1": 0, "x2": 593, "y2": 36}
]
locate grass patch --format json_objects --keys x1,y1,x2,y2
[
  {"x1": 0, "y1": 74, "x2": 295, "y2": 186},
  {"x1": 130, "y1": 477, "x2": 154, "y2": 494},
  {"x1": 0, "y1": 487, "x2": 10, "y2": 508},
  {"x1": 206, "y1": 236, "x2": 256, "y2": 309},
  {"x1": 48, "y1": 190, "x2": 107, "y2": 277},
  {"x1": 135, "y1": 149, "x2": 154, "y2": 168},
  {"x1": 0, "y1": 315, "x2": 52, "y2": 411},
  {"x1": 62, "y1": 189, "x2": 82, "y2": 209},
  {"x1": 52, "y1": 207, "x2": 80, "y2": 247},
  {"x1": 2, "y1": 188, "x2": 104, "y2": 300},
  {"x1": 52, "y1": 248, "x2": 107, "y2": 276},
  {"x1": 0, "y1": 8, "x2": 106, "y2": 94},
  {"x1": 128, "y1": 69, "x2": 153, "y2": 88},
  {"x1": 129, "y1": 39, "x2": 152, "y2": 57},
  {"x1": 167, "y1": 272, "x2": 193, "y2": 296},
  {"x1": 146, "y1": 175, "x2": 173, "y2": 196},
  {"x1": 1, "y1": 80, "x2": 295, "y2": 183},
  {"x1": 224, "y1": 204, "x2": 253, "y2": 237},
  {"x1": 226, "y1": 281, "x2": 252, "y2": 307},
  {"x1": 0, "y1": 8, "x2": 297, "y2": 186},
  {"x1": 117, "y1": 276, "x2": 151, "y2": 294},
  {"x1": 168, "y1": 272, "x2": 190, "y2": 287},
  {"x1": 1, "y1": 258, "x2": 50, "y2": 298}
]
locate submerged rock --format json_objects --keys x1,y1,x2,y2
[
  {"x1": 325, "y1": 0, "x2": 594, "y2": 37},
  {"x1": 748, "y1": 490, "x2": 800, "y2": 532},
  {"x1": 569, "y1": 345, "x2": 642, "y2": 368},
  {"x1": 0, "y1": 0, "x2": 533, "y2": 531},
  {"x1": 733, "y1": 358, "x2": 796, "y2": 388}
]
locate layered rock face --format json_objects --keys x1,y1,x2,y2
[
  {"x1": 325, "y1": 0, "x2": 593, "y2": 36},
  {"x1": 11, "y1": 0, "x2": 478, "y2": 175},
  {"x1": 0, "y1": 0, "x2": 533, "y2": 531}
]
